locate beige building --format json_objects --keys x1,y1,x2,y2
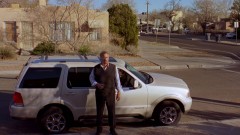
[
  {"x1": 0, "y1": 0, "x2": 109, "y2": 51},
  {"x1": 171, "y1": 11, "x2": 183, "y2": 31}
]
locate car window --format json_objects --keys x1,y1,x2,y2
[
  {"x1": 67, "y1": 67, "x2": 93, "y2": 88},
  {"x1": 19, "y1": 67, "x2": 62, "y2": 88},
  {"x1": 125, "y1": 62, "x2": 147, "y2": 83},
  {"x1": 118, "y1": 69, "x2": 135, "y2": 88}
]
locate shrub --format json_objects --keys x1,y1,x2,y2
[
  {"x1": 78, "y1": 45, "x2": 91, "y2": 55},
  {"x1": 0, "y1": 46, "x2": 15, "y2": 59},
  {"x1": 32, "y1": 41, "x2": 55, "y2": 55},
  {"x1": 126, "y1": 45, "x2": 139, "y2": 56},
  {"x1": 108, "y1": 4, "x2": 138, "y2": 48},
  {"x1": 110, "y1": 33, "x2": 125, "y2": 48}
]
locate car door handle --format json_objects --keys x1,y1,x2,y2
[{"x1": 67, "y1": 92, "x2": 77, "y2": 95}]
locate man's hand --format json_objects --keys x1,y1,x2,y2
[
  {"x1": 116, "y1": 91, "x2": 121, "y2": 101},
  {"x1": 96, "y1": 83, "x2": 104, "y2": 89}
]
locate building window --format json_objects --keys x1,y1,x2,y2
[
  {"x1": 4, "y1": 21, "x2": 17, "y2": 42},
  {"x1": 89, "y1": 28, "x2": 101, "y2": 41},
  {"x1": 49, "y1": 22, "x2": 74, "y2": 42}
]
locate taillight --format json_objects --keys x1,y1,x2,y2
[{"x1": 13, "y1": 92, "x2": 24, "y2": 107}]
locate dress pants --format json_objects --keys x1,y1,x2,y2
[{"x1": 95, "y1": 92, "x2": 116, "y2": 130}]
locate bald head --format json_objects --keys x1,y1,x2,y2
[{"x1": 99, "y1": 51, "x2": 109, "y2": 65}]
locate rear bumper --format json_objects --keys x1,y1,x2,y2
[{"x1": 9, "y1": 105, "x2": 38, "y2": 119}]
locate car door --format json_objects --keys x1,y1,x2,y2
[
  {"x1": 115, "y1": 68, "x2": 148, "y2": 117},
  {"x1": 61, "y1": 67, "x2": 97, "y2": 119}
]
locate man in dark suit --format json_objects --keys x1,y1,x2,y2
[{"x1": 89, "y1": 51, "x2": 122, "y2": 135}]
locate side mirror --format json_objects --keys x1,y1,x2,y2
[{"x1": 134, "y1": 80, "x2": 139, "y2": 89}]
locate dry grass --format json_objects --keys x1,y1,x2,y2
[
  {"x1": 0, "y1": 46, "x2": 16, "y2": 60},
  {"x1": 128, "y1": 61, "x2": 157, "y2": 66},
  {"x1": 115, "y1": 55, "x2": 157, "y2": 66},
  {"x1": 89, "y1": 42, "x2": 128, "y2": 56}
]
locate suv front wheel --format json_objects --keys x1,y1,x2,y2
[
  {"x1": 40, "y1": 107, "x2": 69, "y2": 133},
  {"x1": 154, "y1": 101, "x2": 181, "y2": 126}
]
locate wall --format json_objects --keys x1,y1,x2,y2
[{"x1": 0, "y1": 4, "x2": 109, "y2": 51}]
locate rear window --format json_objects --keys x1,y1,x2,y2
[
  {"x1": 19, "y1": 67, "x2": 62, "y2": 88},
  {"x1": 67, "y1": 67, "x2": 93, "y2": 88}
]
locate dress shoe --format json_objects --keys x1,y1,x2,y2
[
  {"x1": 96, "y1": 127, "x2": 102, "y2": 135},
  {"x1": 110, "y1": 129, "x2": 118, "y2": 135}
]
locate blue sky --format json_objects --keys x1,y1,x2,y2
[
  {"x1": 94, "y1": 0, "x2": 194, "y2": 13},
  {"x1": 49, "y1": 0, "x2": 194, "y2": 13}
]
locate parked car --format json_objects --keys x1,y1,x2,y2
[
  {"x1": 226, "y1": 32, "x2": 236, "y2": 39},
  {"x1": 9, "y1": 55, "x2": 192, "y2": 133},
  {"x1": 184, "y1": 28, "x2": 190, "y2": 34}
]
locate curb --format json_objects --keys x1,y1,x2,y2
[
  {"x1": 135, "y1": 66, "x2": 160, "y2": 70},
  {"x1": 192, "y1": 38, "x2": 240, "y2": 46},
  {"x1": 0, "y1": 71, "x2": 20, "y2": 78}
]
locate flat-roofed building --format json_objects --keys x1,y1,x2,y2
[{"x1": 0, "y1": 0, "x2": 109, "y2": 51}]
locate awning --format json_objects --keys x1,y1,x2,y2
[{"x1": 88, "y1": 20, "x2": 104, "y2": 28}]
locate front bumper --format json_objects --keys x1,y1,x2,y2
[{"x1": 183, "y1": 97, "x2": 192, "y2": 113}]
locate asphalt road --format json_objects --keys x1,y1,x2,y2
[
  {"x1": 1, "y1": 68, "x2": 240, "y2": 135},
  {"x1": 140, "y1": 34, "x2": 240, "y2": 60}
]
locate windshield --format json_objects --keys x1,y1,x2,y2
[{"x1": 125, "y1": 62, "x2": 147, "y2": 83}]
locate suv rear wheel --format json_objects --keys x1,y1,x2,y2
[
  {"x1": 40, "y1": 107, "x2": 69, "y2": 133},
  {"x1": 154, "y1": 101, "x2": 181, "y2": 126}
]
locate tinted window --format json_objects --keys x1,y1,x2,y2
[
  {"x1": 20, "y1": 68, "x2": 62, "y2": 88},
  {"x1": 67, "y1": 67, "x2": 93, "y2": 88}
]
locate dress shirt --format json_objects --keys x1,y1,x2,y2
[{"x1": 89, "y1": 64, "x2": 123, "y2": 93}]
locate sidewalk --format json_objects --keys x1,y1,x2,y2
[
  {"x1": 0, "y1": 40, "x2": 237, "y2": 76},
  {"x1": 126, "y1": 40, "x2": 236, "y2": 70}
]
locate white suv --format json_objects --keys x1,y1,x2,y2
[{"x1": 10, "y1": 55, "x2": 192, "y2": 133}]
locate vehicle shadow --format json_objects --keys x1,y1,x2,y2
[
  {"x1": 2, "y1": 90, "x2": 240, "y2": 134},
  {"x1": 0, "y1": 91, "x2": 42, "y2": 134},
  {"x1": 73, "y1": 118, "x2": 156, "y2": 128},
  {"x1": 181, "y1": 121, "x2": 240, "y2": 135}
]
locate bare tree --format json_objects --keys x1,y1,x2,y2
[
  {"x1": 216, "y1": 0, "x2": 232, "y2": 18},
  {"x1": 192, "y1": 0, "x2": 232, "y2": 33},
  {"x1": 230, "y1": 0, "x2": 240, "y2": 21},
  {"x1": 161, "y1": 0, "x2": 182, "y2": 31},
  {"x1": 27, "y1": 0, "x2": 102, "y2": 52},
  {"x1": 182, "y1": 8, "x2": 195, "y2": 29},
  {"x1": 147, "y1": 10, "x2": 169, "y2": 28}
]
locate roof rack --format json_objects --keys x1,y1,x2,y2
[{"x1": 29, "y1": 55, "x2": 117, "y2": 63}]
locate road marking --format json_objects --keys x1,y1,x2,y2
[
  {"x1": 222, "y1": 69, "x2": 240, "y2": 75},
  {"x1": 171, "y1": 41, "x2": 240, "y2": 60}
]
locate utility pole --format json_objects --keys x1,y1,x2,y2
[
  {"x1": 234, "y1": 20, "x2": 239, "y2": 45},
  {"x1": 146, "y1": 0, "x2": 149, "y2": 33}
]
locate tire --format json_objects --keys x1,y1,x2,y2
[
  {"x1": 154, "y1": 101, "x2": 181, "y2": 126},
  {"x1": 40, "y1": 107, "x2": 69, "y2": 134}
]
